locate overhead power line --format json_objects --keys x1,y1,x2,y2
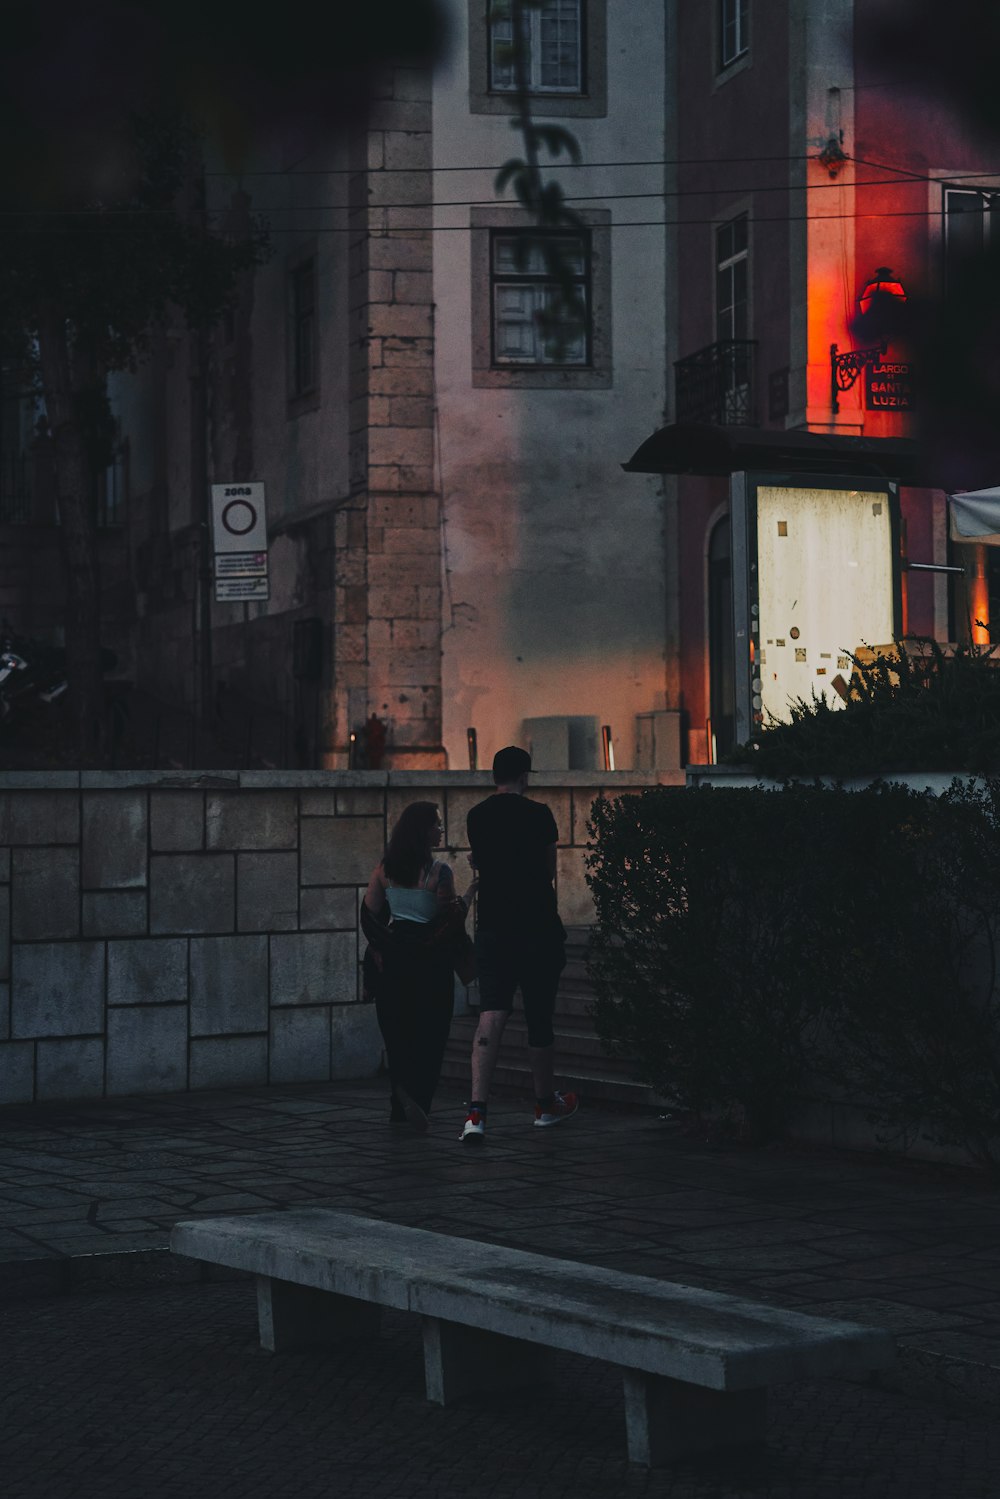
[
  {"x1": 204, "y1": 153, "x2": 835, "y2": 177},
  {"x1": 9, "y1": 206, "x2": 991, "y2": 237},
  {"x1": 6, "y1": 163, "x2": 999, "y2": 221}
]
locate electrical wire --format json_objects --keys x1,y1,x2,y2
[
  {"x1": 6, "y1": 166, "x2": 999, "y2": 221},
  {"x1": 203, "y1": 153, "x2": 844, "y2": 177},
  {"x1": 3, "y1": 155, "x2": 996, "y2": 230},
  {"x1": 8, "y1": 206, "x2": 985, "y2": 236}
]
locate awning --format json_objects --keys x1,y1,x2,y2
[
  {"x1": 622, "y1": 422, "x2": 924, "y2": 483},
  {"x1": 949, "y1": 486, "x2": 1000, "y2": 546}
]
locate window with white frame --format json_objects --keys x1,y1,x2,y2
[
  {"x1": 489, "y1": 0, "x2": 584, "y2": 94},
  {"x1": 491, "y1": 231, "x2": 590, "y2": 366},
  {"x1": 716, "y1": 213, "x2": 751, "y2": 419},
  {"x1": 944, "y1": 187, "x2": 1000, "y2": 289},
  {"x1": 720, "y1": 0, "x2": 749, "y2": 70},
  {"x1": 716, "y1": 214, "x2": 749, "y2": 343}
]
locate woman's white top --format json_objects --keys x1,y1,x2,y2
[{"x1": 385, "y1": 860, "x2": 451, "y2": 924}]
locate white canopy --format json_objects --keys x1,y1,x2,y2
[{"x1": 949, "y1": 486, "x2": 1000, "y2": 546}]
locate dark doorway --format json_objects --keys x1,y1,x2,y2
[{"x1": 708, "y1": 516, "x2": 735, "y2": 759}]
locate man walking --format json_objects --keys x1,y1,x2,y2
[{"x1": 460, "y1": 746, "x2": 579, "y2": 1144}]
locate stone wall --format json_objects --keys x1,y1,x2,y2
[
  {"x1": 0, "y1": 769, "x2": 666, "y2": 1105},
  {"x1": 341, "y1": 65, "x2": 444, "y2": 769}
]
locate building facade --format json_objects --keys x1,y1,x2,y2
[
  {"x1": 101, "y1": 0, "x2": 673, "y2": 774},
  {"x1": 656, "y1": 0, "x2": 996, "y2": 764},
  {"x1": 6, "y1": 0, "x2": 994, "y2": 771}
]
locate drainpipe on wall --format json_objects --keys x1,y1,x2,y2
[{"x1": 190, "y1": 164, "x2": 214, "y2": 755}]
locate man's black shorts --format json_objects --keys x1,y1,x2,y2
[{"x1": 475, "y1": 927, "x2": 566, "y2": 1049}]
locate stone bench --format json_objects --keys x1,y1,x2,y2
[{"x1": 170, "y1": 1207, "x2": 895, "y2": 1467}]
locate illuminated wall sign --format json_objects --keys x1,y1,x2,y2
[{"x1": 865, "y1": 360, "x2": 914, "y2": 411}]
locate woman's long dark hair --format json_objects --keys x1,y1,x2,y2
[{"x1": 383, "y1": 801, "x2": 440, "y2": 887}]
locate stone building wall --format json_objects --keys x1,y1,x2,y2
[
  {"x1": 341, "y1": 66, "x2": 444, "y2": 768},
  {"x1": 0, "y1": 768, "x2": 668, "y2": 1105}
]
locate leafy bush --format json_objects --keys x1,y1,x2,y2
[
  {"x1": 585, "y1": 785, "x2": 843, "y2": 1141},
  {"x1": 822, "y1": 778, "x2": 1000, "y2": 1170},
  {"x1": 735, "y1": 639, "x2": 1000, "y2": 778},
  {"x1": 586, "y1": 781, "x2": 1000, "y2": 1168}
]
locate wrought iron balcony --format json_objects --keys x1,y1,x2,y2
[{"x1": 674, "y1": 339, "x2": 758, "y2": 426}]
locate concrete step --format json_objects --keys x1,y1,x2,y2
[
  {"x1": 437, "y1": 1050, "x2": 661, "y2": 1109},
  {"x1": 443, "y1": 1007, "x2": 657, "y2": 1106},
  {"x1": 443, "y1": 1018, "x2": 641, "y2": 1082},
  {"x1": 444, "y1": 930, "x2": 659, "y2": 1108}
]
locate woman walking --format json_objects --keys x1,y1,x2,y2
[{"x1": 362, "y1": 802, "x2": 476, "y2": 1132}]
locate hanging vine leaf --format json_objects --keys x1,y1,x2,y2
[{"x1": 491, "y1": 0, "x2": 587, "y2": 361}]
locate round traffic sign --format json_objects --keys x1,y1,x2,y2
[{"x1": 221, "y1": 499, "x2": 257, "y2": 536}]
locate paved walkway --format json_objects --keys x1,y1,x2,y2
[{"x1": 1, "y1": 1080, "x2": 999, "y2": 1496}]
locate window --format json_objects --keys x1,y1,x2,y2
[
  {"x1": 489, "y1": 0, "x2": 583, "y2": 95},
  {"x1": 96, "y1": 442, "x2": 126, "y2": 530},
  {"x1": 720, "y1": 0, "x2": 749, "y2": 70},
  {"x1": 288, "y1": 257, "x2": 318, "y2": 403},
  {"x1": 716, "y1": 213, "x2": 751, "y2": 420},
  {"x1": 471, "y1": 206, "x2": 611, "y2": 388},
  {"x1": 716, "y1": 215, "x2": 748, "y2": 343},
  {"x1": 491, "y1": 232, "x2": 589, "y2": 366},
  {"x1": 944, "y1": 188, "x2": 1000, "y2": 291},
  {"x1": 468, "y1": 0, "x2": 606, "y2": 118}
]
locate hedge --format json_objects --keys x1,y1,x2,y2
[{"x1": 585, "y1": 781, "x2": 1000, "y2": 1169}]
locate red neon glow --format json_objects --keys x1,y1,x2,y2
[{"x1": 859, "y1": 269, "x2": 907, "y2": 318}]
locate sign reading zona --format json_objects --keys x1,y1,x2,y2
[{"x1": 210, "y1": 483, "x2": 268, "y2": 552}]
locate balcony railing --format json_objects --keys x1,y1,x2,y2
[{"x1": 674, "y1": 339, "x2": 758, "y2": 426}]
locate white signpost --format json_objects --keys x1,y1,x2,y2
[{"x1": 211, "y1": 483, "x2": 269, "y2": 602}]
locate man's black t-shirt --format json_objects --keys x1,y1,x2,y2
[{"x1": 467, "y1": 793, "x2": 563, "y2": 937}]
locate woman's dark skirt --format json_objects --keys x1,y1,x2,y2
[{"x1": 373, "y1": 919, "x2": 455, "y2": 1116}]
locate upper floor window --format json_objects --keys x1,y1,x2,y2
[
  {"x1": 720, "y1": 0, "x2": 749, "y2": 70},
  {"x1": 944, "y1": 187, "x2": 1000, "y2": 289},
  {"x1": 715, "y1": 214, "x2": 752, "y2": 421},
  {"x1": 716, "y1": 214, "x2": 749, "y2": 343},
  {"x1": 469, "y1": 0, "x2": 606, "y2": 118},
  {"x1": 471, "y1": 205, "x2": 611, "y2": 388},
  {"x1": 489, "y1": 0, "x2": 583, "y2": 95},
  {"x1": 288, "y1": 257, "x2": 318, "y2": 403},
  {"x1": 491, "y1": 231, "x2": 590, "y2": 366}
]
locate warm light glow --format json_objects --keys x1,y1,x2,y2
[
  {"x1": 859, "y1": 268, "x2": 906, "y2": 318},
  {"x1": 970, "y1": 545, "x2": 990, "y2": 646}
]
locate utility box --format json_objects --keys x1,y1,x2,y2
[
  {"x1": 634, "y1": 710, "x2": 682, "y2": 770},
  {"x1": 523, "y1": 715, "x2": 600, "y2": 770}
]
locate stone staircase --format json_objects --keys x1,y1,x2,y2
[{"x1": 439, "y1": 927, "x2": 663, "y2": 1110}]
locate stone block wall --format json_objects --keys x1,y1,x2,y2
[
  {"x1": 0, "y1": 769, "x2": 667, "y2": 1105},
  {"x1": 339, "y1": 65, "x2": 444, "y2": 769}
]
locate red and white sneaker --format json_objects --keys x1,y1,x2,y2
[
  {"x1": 534, "y1": 1091, "x2": 580, "y2": 1128},
  {"x1": 460, "y1": 1110, "x2": 486, "y2": 1144}
]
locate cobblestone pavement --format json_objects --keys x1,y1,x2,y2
[
  {"x1": 3, "y1": 1279, "x2": 998, "y2": 1499},
  {"x1": 1, "y1": 1079, "x2": 999, "y2": 1494}
]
